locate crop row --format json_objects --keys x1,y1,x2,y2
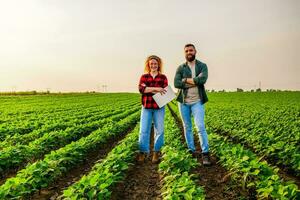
[
  {"x1": 206, "y1": 105, "x2": 300, "y2": 176},
  {"x1": 208, "y1": 132, "x2": 299, "y2": 199},
  {"x1": 0, "y1": 110, "x2": 140, "y2": 199},
  {"x1": 0, "y1": 101, "x2": 137, "y2": 149},
  {"x1": 159, "y1": 106, "x2": 205, "y2": 199},
  {"x1": 0, "y1": 106, "x2": 139, "y2": 174},
  {"x1": 169, "y1": 101, "x2": 299, "y2": 199},
  {"x1": 62, "y1": 123, "x2": 140, "y2": 199},
  {"x1": 0, "y1": 94, "x2": 111, "y2": 121},
  {"x1": 0, "y1": 99, "x2": 138, "y2": 140}
]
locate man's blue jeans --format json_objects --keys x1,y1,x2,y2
[
  {"x1": 139, "y1": 106, "x2": 165, "y2": 153},
  {"x1": 179, "y1": 101, "x2": 209, "y2": 153}
]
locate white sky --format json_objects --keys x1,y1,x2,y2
[{"x1": 0, "y1": 0, "x2": 299, "y2": 92}]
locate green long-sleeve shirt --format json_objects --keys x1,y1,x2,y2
[{"x1": 174, "y1": 59, "x2": 208, "y2": 104}]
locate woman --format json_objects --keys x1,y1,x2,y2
[{"x1": 138, "y1": 55, "x2": 168, "y2": 163}]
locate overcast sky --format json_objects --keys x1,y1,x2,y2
[{"x1": 0, "y1": 0, "x2": 299, "y2": 92}]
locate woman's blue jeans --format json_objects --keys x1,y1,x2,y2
[
  {"x1": 139, "y1": 106, "x2": 165, "y2": 153},
  {"x1": 179, "y1": 101, "x2": 209, "y2": 153}
]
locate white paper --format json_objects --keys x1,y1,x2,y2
[{"x1": 152, "y1": 85, "x2": 176, "y2": 108}]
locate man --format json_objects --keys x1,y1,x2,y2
[{"x1": 174, "y1": 43, "x2": 211, "y2": 166}]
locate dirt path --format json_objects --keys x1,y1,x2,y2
[
  {"x1": 0, "y1": 168, "x2": 19, "y2": 185},
  {"x1": 168, "y1": 105, "x2": 251, "y2": 200},
  {"x1": 111, "y1": 127, "x2": 162, "y2": 200},
  {"x1": 29, "y1": 127, "x2": 135, "y2": 200}
]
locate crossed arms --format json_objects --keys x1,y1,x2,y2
[{"x1": 174, "y1": 64, "x2": 208, "y2": 89}]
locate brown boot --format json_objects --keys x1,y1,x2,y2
[
  {"x1": 137, "y1": 153, "x2": 145, "y2": 163},
  {"x1": 152, "y1": 152, "x2": 160, "y2": 164},
  {"x1": 202, "y1": 152, "x2": 211, "y2": 166},
  {"x1": 188, "y1": 150, "x2": 199, "y2": 158}
]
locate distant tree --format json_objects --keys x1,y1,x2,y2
[
  {"x1": 256, "y1": 88, "x2": 261, "y2": 92},
  {"x1": 251, "y1": 89, "x2": 254, "y2": 92},
  {"x1": 237, "y1": 88, "x2": 243, "y2": 92}
]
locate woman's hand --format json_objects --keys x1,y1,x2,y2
[
  {"x1": 144, "y1": 86, "x2": 166, "y2": 94},
  {"x1": 155, "y1": 87, "x2": 167, "y2": 95}
]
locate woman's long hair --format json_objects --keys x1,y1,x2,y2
[{"x1": 144, "y1": 55, "x2": 163, "y2": 73}]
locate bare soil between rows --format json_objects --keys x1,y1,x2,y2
[{"x1": 111, "y1": 127, "x2": 162, "y2": 200}]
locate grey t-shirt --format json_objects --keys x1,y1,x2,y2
[{"x1": 185, "y1": 62, "x2": 200, "y2": 104}]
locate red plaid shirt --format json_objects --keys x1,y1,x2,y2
[{"x1": 138, "y1": 73, "x2": 168, "y2": 109}]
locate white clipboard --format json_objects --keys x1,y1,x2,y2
[{"x1": 152, "y1": 85, "x2": 176, "y2": 108}]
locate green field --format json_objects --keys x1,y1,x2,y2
[{"x1": 0, "y1": 92, "x2": 299, "y2": 199}]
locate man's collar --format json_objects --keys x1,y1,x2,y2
[{"x1": 184, "y1": 59, "x2": 199, "y2": 66}]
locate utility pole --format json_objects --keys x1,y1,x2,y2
[
  {"x1": 46, "y1": 88, "x2": 51, "y2": 94},
  {"x1": 11, "y1": 86, "x2": 17, "y2": 92},
  {"x1": 97, "y1": 84, "x2": 101, "y2": 92},
  {"x1": 102, "y1": 85, "x2": 107, "y2": 92}
]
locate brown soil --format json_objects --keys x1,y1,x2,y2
[
  {"x1": 110, "y1": 127, "x2": 162, "y2": 200},
  {"x1": 191, "y1": 147, "x2": 254, "y2": 200},
  {"x1": 0, "y1": 169, "x2": 19, "y2": 185},
  {"x1": 110, "y1": 154, "x2": 162, "y2": 200}
]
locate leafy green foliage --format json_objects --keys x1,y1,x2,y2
[
  {"x1": 209, "y1": 133, "x2": 299, "y2": 199},
  {"x1": 62, "y1": 124, "x2": 140, "y2": 199},
  {"x1": 0, "y1": 106, "x2": 139, "y2": 174},
  {"x1": 0, "y1": 111, "x2": 139, "y2": 199},
  {"x1": 158, "y1": 107, "x2": 205, "y2": 200},
  {"x1": 206, "y1": 92, "x2": 300, "y2": 175}
]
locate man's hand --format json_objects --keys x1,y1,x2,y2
[
  {"x1": 186, "y1": 78, "x2": 195, "y2": 85},
  {"x1": 185, "y1": 83, "x2": 196, "y2": 88},
  {"x1": 182, "y1": 78, "x2": 196, "y2": 88}
]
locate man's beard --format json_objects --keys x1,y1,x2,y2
[{"x1": 186, "y1": 54, "x2": 195, "y2": 62}]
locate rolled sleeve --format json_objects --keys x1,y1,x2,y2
[
  {"x1": 193, "y1": 64, "x2": 208, "y2": 85},
  {"x1": 163, "y1": 75, "x2": 168, "y2": 88},
  {"x1": 174, "y1": 67, "x2": 186, "y2": 89},
  {"x1": 138, "y1": 75, "x2": 147, "y2": 94}
]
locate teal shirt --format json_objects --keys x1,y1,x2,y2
[{"x1": 174, "y1": 59, "x2": 208, "y2": 104}]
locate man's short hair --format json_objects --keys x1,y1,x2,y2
[{"x1": 184, "y1": 43, "x2": 196, "y2": 49}]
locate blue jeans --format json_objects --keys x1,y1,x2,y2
[
  {"x1": 179, "y1": 101, "x2": 209, "y2": 153},
  {"x1": 139, "y1": 106, "x2": 165, "y2": 153}
]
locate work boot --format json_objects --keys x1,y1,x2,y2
[
  {"x1": 188, "y1": 150, "x2": 198, "y2": 158},
  {"x1": 202, "y1": 152, "x2": 211, "y2": 166},
  {"x1": 137, "y1": 152, "x2": 145, "y2": 163},
  {"x1": 152, "y1": 151, "x2": 160, "y2": 164}
]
